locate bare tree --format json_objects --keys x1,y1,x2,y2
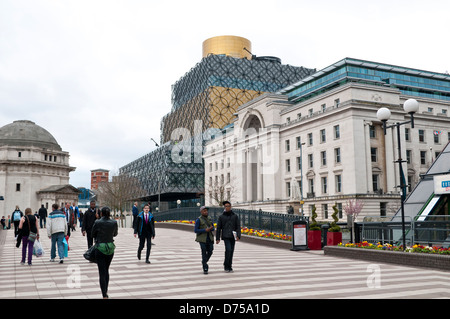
[
  {"x1": 206, "y1": 175, "x2": 237, "y2": 206},
  {"x1": 97, "y1": 171, "x2": 144, "y2": 227}
]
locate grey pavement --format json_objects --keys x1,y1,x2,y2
[{"x1": 1, "y1": 223, "x2": 449, "y2": 300}]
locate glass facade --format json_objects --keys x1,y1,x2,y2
[{"x1": 283, "y1": 58, "x2": 450, "y2": 103}]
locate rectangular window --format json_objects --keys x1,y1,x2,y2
[
  {"x1": 320, "y1": 129, "x2": 326, "y2": 143},
  {"x1": 419, "y1": 129, "x2": 425, "y2": 142},
  {"x1": 16, "y1": 183, "x2": 21, "y2": 192},
  {"x1": 420, "y1": 151, "x2": 427, "y2": 165},
  {"x1": 321, "y1": 176, "x2": 328, "y2": 194},
  {"x1": 434, "y1": 131, "x2": 440, "y2": 144},
  {"x1": 369, "y1": 125, "x2": 376, "y2": 138},
  {"x1": 372, "y1": 174, "x2": 379, "y2": 191},
  {"x1": 286, "y1": 159, "x2": 291, "y2": 172},
  {"x1": 406, "y1": 150, "x2": 412, "y2": 164},
  {"x1": 285, "y1": 139, "x2": 290, "y2": 152},
  {"x1": 405, "y1": 128, "x2": 410, "y2": 141},
  {"x1": 334, "y1": 148, "x2": 341, "y2": 163},
  {"x1": 334, "y1": 125, "x2": 340, "y2": 139},
  {"x1": 335, "y1": 175, "x2": 342, "y2": 193},
  {"x1": 296, "y1": 156, "x2": 301, "y2": 171},
  {"x1": 308, "y1": 133, "x2": 313, "y2": 146},
  {"x1": 371, "y1": 148, "x2": 377, "y2": 162},
  {"x1": 308, "y1": 154, "x2": 314, "y2": 168},
  {"x1": 286, "y1": 182, "x2": 291, "y2": 197},
  {"x1": 321, "y1": 151, "x2": 327, "y2": 166},
  {"x1": 296, "y1": 136, "x2": 301, "y2": 149},
  {"x1": 323, "y1": 204, "x2": 329, "y2": 219},
  {"x1": 308, "y1": 178, "x2": 314, "y2": 194}
]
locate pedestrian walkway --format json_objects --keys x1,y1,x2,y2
[{"x1": 0, "y1": 225, "x2": 449, "y2": 299}]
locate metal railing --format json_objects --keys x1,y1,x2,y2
[
  {"x1": 153, "y1": 207, "x2": 307, "y2": 236},
  {"x1": 355, "y1": 215, "x2": 450, "y2": 247}
]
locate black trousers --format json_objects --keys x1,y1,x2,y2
[
  {"x1": 199, "y1": 239, "x2": 214, "y2": 271},
  {"x1": 86, "y1": 230, "x2": 94, "y2": 249},
  {"x1": 138, "y1": 234, "x2": 152, "y2": 261},
  {"x1": 96, "y1": 250, "x2": 114, "y2": 298},
  {"x1": 223, "y1": 238, "x2": 236, "y2": 271}
]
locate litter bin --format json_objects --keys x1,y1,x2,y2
[{"x1": 321, "y1": 224, "x2": 329, "y2": 248}]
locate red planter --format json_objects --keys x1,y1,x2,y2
[
  {"x1": 327, "y1": 232, "x2": 342, "y2": 246},
  {"x1": 308, "y1": 230, "x2": 322, "y2": 250}
]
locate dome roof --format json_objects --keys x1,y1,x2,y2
[{"x1": 0, "y1": 120, "x2": 62, "y2": 151}]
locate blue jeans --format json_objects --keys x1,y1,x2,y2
[{"x1": 51, "y1": 232, "x2": 65, "y2": 260}]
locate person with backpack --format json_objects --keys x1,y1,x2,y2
[{"x1": 11, "y1": 206, "x2": 23, "y2": 238}]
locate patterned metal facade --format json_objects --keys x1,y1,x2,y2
[{"x1": 161, "y1": 54, "x2": 315, "y2": 143}]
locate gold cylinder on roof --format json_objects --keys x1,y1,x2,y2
[{"x1": 202, "y1": 35, "x2": 252, "y2": 59}]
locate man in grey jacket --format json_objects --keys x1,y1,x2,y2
[
  {"x1": 216, "y1": 201, "x2": 241, "y2": 272},
  {"x1": 47, "y1": 203, "x2": 68, "y2": 263}
]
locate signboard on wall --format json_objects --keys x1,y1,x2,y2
[{"x1": 434, "y1": 174, "x2": 450, "y2": 194}]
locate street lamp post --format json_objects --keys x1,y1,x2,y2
[
  {"x1": 299, "y1": 141, "x2": 306, "y2": 217},
  {"x1": 151, "y1": 138, "x2": 161, "y2": 211},
  {"x1": 377, "y1": 99, "x2": 419, "y2": 251}
]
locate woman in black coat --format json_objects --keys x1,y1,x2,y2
[{"x1": 91, "y1": 206, "x2": 118, "y2": 299}]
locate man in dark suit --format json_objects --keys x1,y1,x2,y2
[
  {"x1": 134, "y1": 204, "x2": 155, "y2": 264},
  {"x1": 82, "y1": 200, "x2": 100, "y2": 248}
]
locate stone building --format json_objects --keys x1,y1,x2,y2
[
  {"x1": 0, "y1": 120, "x2": 78, "y2": 213},
  {"x1": 203, "y1": 58, "x2": 450, "y2": 221}
]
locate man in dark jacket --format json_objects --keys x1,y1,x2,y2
[
  {"x1": 216, "y1": 201, "x2": 241, "y2": 272},
  {"x1": 38, "y1": 205, "x2": 48, "y2": 228},
  {"x1": 82, "y1": 200, "x2": 100, "y2": 248},
  {"x1": 134, "y1": 204, "x2": 155, "y2": 263}
]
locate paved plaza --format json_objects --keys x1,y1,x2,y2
[{"x1": 1, "y1": 224, "x2": 449, "y2": 300}]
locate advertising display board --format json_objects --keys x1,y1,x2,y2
[{"x1": 291, "y1": 220, "x2": 308, "y2": 251}]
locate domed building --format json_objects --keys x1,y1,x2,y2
[{"x1": 0, "y1": 120, "x2": 79, "y2": 214}]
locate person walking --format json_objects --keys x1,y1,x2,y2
[
  {"x1": 216, "y1": 201, "x2": 241, "y2": 273},
  {"x1": 63, "y1": 202, "x2": 76, "y2": 236},
  {"x1": 38, "y1": 204, "x2": 47, "y2": 228},
  {"x1": 82, "y1": 200, "x2": 100, "y2": 248},
  {"x1": 11, "y1": 206, "x2": 23, "y2": 238},
  {"x1": 134, "y1": 204, "x2": 155, "y2": 263},
  {"x1": 132, "y1": 202, "x2": 139, "y2": 229},
  {"x1": 92, "y1": 206, "x2": 118, "y2": 299},
  {"x1": 47, "y1": 203, "x2": 67, "y2": 264},
  {"x1": 194, "y1": 206, "x2": 215, "y2": 274},
  {"x1": 18, "y1": 208, "x2": 39, "y2": 265}
]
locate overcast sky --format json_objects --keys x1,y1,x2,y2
[{"x1": 1, "y1": 0, "x2": 449, "y2": 188}]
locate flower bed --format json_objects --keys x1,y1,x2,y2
[
  {"x1": 325, "y1": 242, "x2": 450, "y2": 271},
  {"x1": 241, "y1": 227, "x2": 292, "y2": 242},
  {"x1": 339, "y1": 241, "x2": 450, "y2": 255},
  {"x1": 158, "y1": 221, "x2": 292, "y2": 242}
]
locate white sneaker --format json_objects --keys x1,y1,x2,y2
[{"x1": 49, "y1": 258, "x2": 55, "y2": 262}]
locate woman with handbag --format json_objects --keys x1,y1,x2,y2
[
  {"x1": 18, "y1": 208, "x2": 39, "y2": 265},
  {"x1": 91, "y1": 206, "x2": 118, "y2": 299}
]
